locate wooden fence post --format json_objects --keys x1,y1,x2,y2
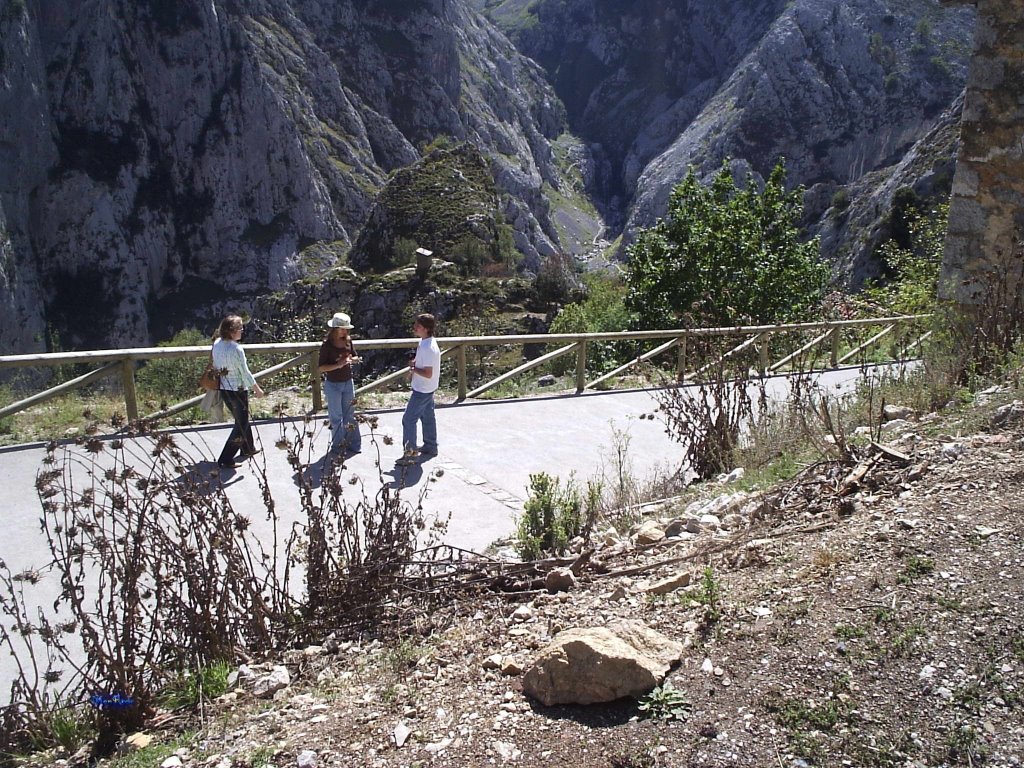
[
  {"x1": 758, "y1": 333, "x2": 770, "y2": 377},
  {"x1": 457, "y1": 344, "x2": 467, "y2": 401},
  {"x1": 120, "y1": 359, "x2": 139, "y2": 421},
  {"x1": 830, "y1": 327, "x2": 840, "y2": 367},
  {"x1": 309, "y1": 350, "x2": 322, "y2": 411},
  {"x1": 575, "y1": 341, "x2": 587, "y2": 393},
  {"x1": 676, "y1": 335, "x2": 687, "y2": 381}
]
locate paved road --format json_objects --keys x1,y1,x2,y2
[
  {"x1": 0, "y1": 387, "x2": 679, "y2": 570},
  {"x1": 0, "y1": 368, "x2": 891, "y2": 696}
]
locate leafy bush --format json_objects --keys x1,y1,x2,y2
[
  {"x1": 625, "y1": 159, "x2": 827, "y2": 329},
  {"x1": 515, "y1": 472, "x2": 586, "y2": 560},
  {"x1": 637, "y1": 682, "x2": 690, "y2": 721},
  {"x1": 135, "y1": 327, "x2": 209, "y2": 402},
  {"x1": 548, "y1": 273, "x2": 633, "y2": 375},
  {"x1": 158, "y1": 662, "x2": 232, "y2": 710}
]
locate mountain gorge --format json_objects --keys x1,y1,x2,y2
[
  {"x1": 0, "y1": 0, "x2": 974, "y2": 354},
  {"x1": 476, "y1": 0, "x2": 974, "y2": 279}
]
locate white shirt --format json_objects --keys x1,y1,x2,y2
[
  {"x1": 412, "y1": 336, "x2": 441, "y2": 393},
  {"x1": 211, "y1": 338, "x2": 257, "y2": 392}
]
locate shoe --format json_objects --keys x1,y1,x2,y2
[
  {"x1": 419, "y1": 447, "x2": 438, "y2": 457},
  {"x1": 396, "y1": 450, "x2": 419, "y2": 466},
  {"x1": 217, "y1": 460, "x2": 240, "y2": 469},
  {"x1": 242, "y1": 449, "x2": 261, "y2": 459}
]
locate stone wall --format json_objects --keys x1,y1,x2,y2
[{"x1": 941, "y1": 0, "x2": 1024, "y2": 300}]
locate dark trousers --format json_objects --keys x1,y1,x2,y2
[{"x1": 218, "y1": 389, "x2": 254, "y2": 465}]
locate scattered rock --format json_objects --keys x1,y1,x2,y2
[
  {"x1": 522, "y1": 620, "x2": 683, "y2": 706},
  {"x1": 252, "y1": 665, "x2": 291, "y2": 698},
  {"x1": 296, "y1": 749, "x2": 318, "y2": 768},
  {"x1": 645, "y1": 571, "x2": 692, "y2": 595},
  {"x1": 501, "y1": 657, "x2": 525, "y2": 676},
  {"x1": 883, "y1": 404, "x2": 915, "y2": 421},
  {"x1": 393, "y1": 721, "x2": 412, "y2": 748},
  {"x1": 545, "y1": 567, "x2": 576, "y2": 593},
  {"x1": 635, "y1": 519, "x2": 665, "y2": 545},
  {"x1": 511, "y1": 605, "x2": 534, "y2": 623},
  {"x1": 118, "y1": 733, "x2": 153, "y2": 753}
]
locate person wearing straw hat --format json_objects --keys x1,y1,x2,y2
[{"x1": 318, "y1": 312, "x2": 362, "y2": 456}]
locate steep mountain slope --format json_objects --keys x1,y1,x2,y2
[
  {"x1": 0, "y1": 0, "x2": 572, "y2": 352},
  {"x1": 476, "y1": 0, "x2": 974, "y2": 283}
]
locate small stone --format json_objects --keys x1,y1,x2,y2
[
  {"x1": 483, "y1": 654, "x2": 504, "y2": 670},
  {"x1": 511, "y1": 605, "x2": 534, "y2": 623},
  {"x1": 393, "y1": 721, "x2": 411, "y2": 748},
  {"x1": 493, "y1": 740, "x2": 522, "y2": 761},
  {"x1": 701, "y1": 658, "x2": 714, "y2": 674},
  {"x1": 296, "y1": 749, "x2": 318, "y2": 768},
  {"x1": 160, "y1": 758, "x2": 183, "y2": 768},
  {"x1": 424, "y1": 738, "x2": 452, "y2": 754},
  {"x1": 645, "y1": 571, "x2": 692, "y2": 595},
  {"x1": 545, "y1": 567, "x2": 576, "y2": 593},
  {"x1": 635, "y1": 519, "x2": 665, "y2": 545},
  {"x1": 537, "y1": 374, "x2": 557, "y2": 386},
  {"x1": 119, "y1": 733, "x2": 153, "y2": 753},
  {"x1": 500, "y1": 657, "x2": 525, "y2": 676}
]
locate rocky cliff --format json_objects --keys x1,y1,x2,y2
[
  {"x1": 1, "y1": 0, "x2": 979, "y2": 355},
  {"x1": 0, "y1": 0, "x2": 571, "y2": 352},
  {"x1": 476, "y1": 0, "x2": 975, "y2": 284}
]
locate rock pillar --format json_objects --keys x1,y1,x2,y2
[{"x1": 940, "y1": 0, "x2": 1024, "y2": 301}]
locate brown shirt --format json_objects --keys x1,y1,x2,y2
[{"x1": 319, "y1": 338, "x2": 356, "y2": 382}]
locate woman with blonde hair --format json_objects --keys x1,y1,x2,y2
[
  {"x1": 318, "y1": 312, "x2": 362, "y2": 456},
  {"x1": 212, "y1": 315, "x2": 265, "y2": 469}
]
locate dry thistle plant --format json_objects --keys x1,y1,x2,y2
[
  {"x1": 0, "y1": 413, "x2": 454, "y2": 759},
  {"x1": 649, "y1": 336, "x2": 766, "y2": 481}
]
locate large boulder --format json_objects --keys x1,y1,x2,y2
[{"x1": 522, "y1": 620, "x2": 683, "y2": 706}]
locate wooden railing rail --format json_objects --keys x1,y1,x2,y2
[{"x1": 0, "y1": 315, "x2": 930, "y2": 423}]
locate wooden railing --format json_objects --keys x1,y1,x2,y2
[{"x1": 0, "y1": 315, "x2": 930, "y2": 423}]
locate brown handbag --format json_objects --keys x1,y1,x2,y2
[{"x1": 198, "y1": 357, "x2": 221, "y2": 391}]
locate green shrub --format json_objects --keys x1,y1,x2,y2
[
  {"x1": 637, "y1": 682, "x2": 690, "y2": 721},
  {"x1": 135, "y1": 327, "x2": 209, "y2": 401},
  {"x1": 515, "y1": 472, "x2": 584, "y2": 560},
  {"x1": 548, "y1": 273, "x2": 632, "y2": 375},
  {"x1": 158, "y1": 661, "x2": 232, "y2": 709}
]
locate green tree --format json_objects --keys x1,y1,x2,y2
[
  {"x1": 861, "y1": 202, "x2": 947, "y2": 316},
  {"x1": 548, "y1": 273, "x2": 632, "y2": 374},
  {"x1": 625, "y1": 159, "x2": 828, "y2": 329}
]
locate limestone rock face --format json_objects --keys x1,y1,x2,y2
[
  {"x1": 940, "y1": 0, "x2": 1024, "y2": 301},
  {"x1": 522, "y1": 620, "x2": 683, "y2": 706},
  {"x1": 480, "y1": 0, "x2": 975, "y2": 285},
  {"x1": 0, "y1": 0, "x2": 569, "y2": 352}
]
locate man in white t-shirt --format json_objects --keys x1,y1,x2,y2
[{"x1": 398, "y1": 313, "x2": 441, "y2": 464}]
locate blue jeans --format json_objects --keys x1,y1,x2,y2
[
  {"x1": 402, "y1": 390, "x2": 437, "y2": 453},
  {"x1": 324, "y1": 379, "x2": 361, "y2": 453},
  {"x1": 218, "y1": 389, "x2": 254, "y2": 464}
]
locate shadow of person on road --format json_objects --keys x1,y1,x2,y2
[
  {"x1": 293, "y1": 451, "x2": 362, "y2": 490},
  {"x1": 383, "y1": 460, "x2": 424, "y2": 490},
  {"x1": 171, "y1": 460, "x2": 243, "y2": 497}
]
